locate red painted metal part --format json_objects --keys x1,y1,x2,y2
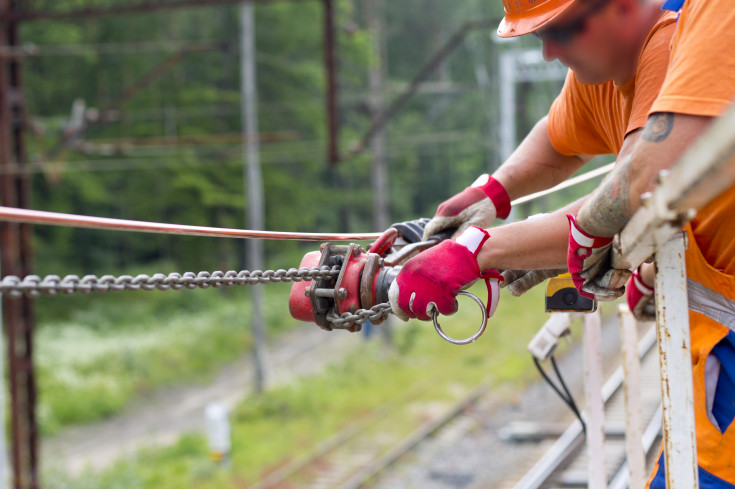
[
  {"x1": 288, "y1": 244, "x2": 390, "y2": 330},
  {"x1": 333, "y1": 246, "x2": 365, "y2": 316},
  {"x1": 289, "y1": 251, "x2": 321, "y2": 322},
  {"x1": 367, "y1": 227, "x2": 397, "y2": 256}
]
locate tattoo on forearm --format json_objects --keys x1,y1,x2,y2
[{"x1": 642, "y1": 113, "x2": 674, "y2": 142}]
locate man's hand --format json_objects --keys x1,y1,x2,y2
[
  {"x1": 389, "y1": 226, "x2": 502, "y2": 321},
  {"x1": 626, "y1": 265, "x2": 655, "y2": 321},
  {"x1": 422, "y1": 175, "x2": 511, "y2": 241},
  {"x1": 567, "y1": 214, "x2": 630, "y2": 301},
  {"x1": 501, "y1": 268, "x2": 568, "y2": 296}
]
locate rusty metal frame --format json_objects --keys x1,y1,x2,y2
[
  {"x1": 3, "y1": 0, "x2": 309, "y2": 22},
  {"x1": 653, "y1": 233, "x2": 699, "y2": 489},
  {"x1": 0, "y1": 1, "x2": 39, "y2": 488}
]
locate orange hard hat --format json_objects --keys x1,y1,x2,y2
[{"x1": 497, "y1": 0, "x2": 577, "y2": 38}]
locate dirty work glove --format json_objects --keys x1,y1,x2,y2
[
  {"x1": 389, "y1": 226, "x2": 503, "y2": 321},
  {"x1": 422, "y1": 174, "x2": 511, "y2": 241},
  {"x1": 369, "y1": 218, "x2": 431, "y2": 256},
  {"x1": 567, "y1": 214, "x2": 630, "y2": 301},
  {"x1": 501, "y1": 268, "x2": 568, "y2": 297},
  {"x1": 626, "y1": 266, "x2": 655, "y2": 321},
  {"x1": 391, "y1": 217, "x2": 430, "y2": 244}
]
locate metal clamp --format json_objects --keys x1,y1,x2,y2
[{"x1": 432, "y1": 291, "x2": 488, "y2": 345}]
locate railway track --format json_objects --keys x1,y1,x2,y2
[
  {"x1": 248, "y1": 315, "x2": 663, "y2": 489},
  {"x1": 248, "y1": 377, "x2": 494, "y2": 489}
]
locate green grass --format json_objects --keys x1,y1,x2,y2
[
  {"x1": 36, "y1": 282, "x2": 296, "y2": 435},
  {"x1": 44, "y1": 283, "x2": 577, "y2": 489}
]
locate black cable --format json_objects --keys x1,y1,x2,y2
[
  {"x1": 533, "y1": 356, "x2": 587, "y2": 436},
  {"x1": 550, "y1": 356, "x2": 586, "y2": 436}
]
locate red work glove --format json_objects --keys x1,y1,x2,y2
[
  {"x1": 422, "y1": 174, "x2": 511, "y2": 241},
  {"x1": 567, "y1": 214, "x2": 629, "y2": 301},
  {"x1": 626, "y1": 266, "x2": 655, "y2": 320},
  {"x1": 389, "y1": 226, "x2": 503, "y2": 321}
]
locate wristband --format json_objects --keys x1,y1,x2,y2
[{"x1": 471, "y1": 174, "x2": 511, "y2": 219}]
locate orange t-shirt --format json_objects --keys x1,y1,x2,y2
[
  {"x1": 547, "y1": 12, "x2": 677, "y2": 157},
  {"x1": 650, "y1": 0, "x2": 735, "y2": 275}
]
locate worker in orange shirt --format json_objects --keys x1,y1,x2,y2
[
  {"x1": 393, "y1": 0, "x2": 677, "y2": 323},
  {"x1": 390, "y1": 0, "x2": 735, "y2": 486},
  {"x1": 568, "y1": 0, "x2": 735, "y2": 485}
]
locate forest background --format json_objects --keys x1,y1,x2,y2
[
  {"x1": 22, "y1": 0, "x2": 575, "y2": 281},
  {"x1": 8, "y1": 0, "x2": 614, "y2": 480}
]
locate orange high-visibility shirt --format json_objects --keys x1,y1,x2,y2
[
  {"x1": 546, "y1": 12, "x2": 676, "y2": 156},
  {"x1": 650, "y1": 0, "x2": 735, "y2": 276}
]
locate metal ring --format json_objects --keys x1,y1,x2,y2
[{"x1": 432, "y1": 291, "x2": 488, "y2": 345}]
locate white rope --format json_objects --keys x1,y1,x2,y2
[
  {"x1": 0, "y1": 162, "x2": 615, "y2": 241},
  {"x1": 511, "y1": 162, "x2": 615, "y2": 206}
]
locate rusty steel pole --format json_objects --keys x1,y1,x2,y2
[
  {"x1": 0, "y1": 1, "x2": 38, "y2": 488},
  {"x1": 323, "y1": 0, "x2": 338, "y2": 166}
]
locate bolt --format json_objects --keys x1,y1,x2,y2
[{"x1": 337, "y1": 288, "x2": 348, "y2": 300}]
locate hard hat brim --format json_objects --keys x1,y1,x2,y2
[{"x1": 497, "y1": 2, "x2": 576, "y2": 38}]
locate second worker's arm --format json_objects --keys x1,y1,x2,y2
[{"x1": 422, "y1": 116, "x2": 591, "y2": 240}]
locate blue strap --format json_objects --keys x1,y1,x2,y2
[
  {"x1": 650, "y1": 452, "x2": 735, "y2": 489},
  {"x1": 662, "y1": 0, "x2": 685, "y2": 11},
  {"x1": 711, "y1": 332, "x2": 735, "y2": 433}
]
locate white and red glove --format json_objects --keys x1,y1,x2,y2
[
  {"x1": 626, "y1": 266, "x2": 655, "y2": 320},
  {"x1": 567, "y1": 214, "x2": 629, "y2": 301},
  {"x1": 422, "y1": 174, "x2": 511, "y2": 241},
  {"x1": 389, "y1": 226, "x2": 503, "y2": 321}
]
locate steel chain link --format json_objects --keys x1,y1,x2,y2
[
  {"x1": 0, "y1": 266, "x2": 341, "y2": 298},
  {"x1": 0, "y1": 266, "x2": 395, "y2": 328},
  {"x1": 327, "y1": 303, "x2": 393, "y2": 328}
]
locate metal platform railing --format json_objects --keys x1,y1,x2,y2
[
  {"x1": 611, "y1": 101, "x2": 735, "y2": 489},
  {"x1": 515, "y1": 101, "x2": 735, "y2": 489}
]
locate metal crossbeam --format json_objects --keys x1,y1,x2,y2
[{"x1": 4, "y1": 0, "x2": 310, "y2": 22}]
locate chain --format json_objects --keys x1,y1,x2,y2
[
  {"x1": 0, "y1": 266, "x2": 396, "y2": 328},
  {"x1": 0, "y1": 266, "x2": 341, "y2": 299},
  {"x1": 327, "y1": 303, "x2": 393, "y2": 328}
]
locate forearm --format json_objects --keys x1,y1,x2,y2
[
  {"x1": 493, "y1": 117, "x2": 590, "y2": 200},
  {"x1": 577, "y1": 113, "x2": 713, "y2": 237},
  {"x1": 477, "y1": 198, "x2": 585, "y2": 270}
]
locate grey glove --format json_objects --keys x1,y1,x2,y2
[{"x1": 500, "y1": 268, "x2": 568, "y2": 297}]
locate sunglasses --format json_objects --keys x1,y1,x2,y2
[{"x1": 533, "y1": 0, "x2": 611, "y2": 45}]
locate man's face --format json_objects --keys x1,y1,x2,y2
[{"x1": 534, "y1": 0, "x2": 625, "y2": 84}]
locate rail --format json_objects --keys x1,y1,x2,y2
[{"x1": 512, "y1": 310, "x2": 660, "y2": 489}]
